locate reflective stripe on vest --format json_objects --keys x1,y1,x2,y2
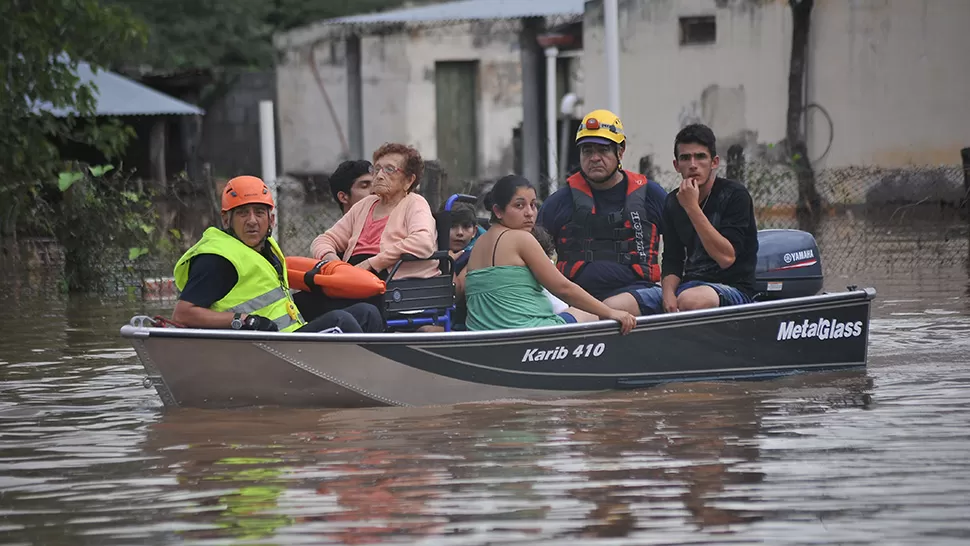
[
  {"x1": 228, "y1": 286, "x2": 289, "y2": 314},
  {"x1": 174, "y1": 227, "x2": 306, "y2": 332},
  {"x1": 226, "y1": 286, "x2": 301, "y2": 331},
  {"x1": 556, "y1": 170, "x2": 661, "y2": 282}
]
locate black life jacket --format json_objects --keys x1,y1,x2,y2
[{"x1": 556, "y1": 170, "x2": 661, "y2": 282}]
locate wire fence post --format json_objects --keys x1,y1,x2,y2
[
  {"x1": 962, "y1": 147, "x2": 970, "y2": 265},
  {"x1": 961, "y1": 147, "x2": 970, "y2": 208}
]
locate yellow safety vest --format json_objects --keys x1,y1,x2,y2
[{"x1": 174, "y1": 227, "x2": 304, "y2": 332}]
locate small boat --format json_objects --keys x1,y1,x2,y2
[
  {"x1": 122, "y1": 229, "x2": 875, "y2": 410},
  {"x1": 124, "y1": 288, "x2": 873, "y2": 409}
]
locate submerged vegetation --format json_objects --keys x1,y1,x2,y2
[{"x1": 53, "y1": 164, "x2": 182, "y2": 293}]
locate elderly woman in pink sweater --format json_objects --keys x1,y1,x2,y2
[{"x1": 311, "y1": 143, "x2": 439, "y2": 280}]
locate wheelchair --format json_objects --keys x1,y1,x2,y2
[{"x1": 382, "y1": 194, "x2": 478, "y2": 332}]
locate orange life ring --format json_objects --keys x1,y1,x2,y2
[{"x1": 286, "y1": 256, "x2": 386, "y2": 299}]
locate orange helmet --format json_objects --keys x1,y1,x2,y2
[{"x1": 221, "y1": 176, "x2": 274, "y2": 213}]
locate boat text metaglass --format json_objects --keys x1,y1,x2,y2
[{"x1": 777, "y1": 318, "x2": 864, "y2": 341}]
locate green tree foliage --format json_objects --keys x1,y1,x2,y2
[
  {"x1": 268, "y1": 0, "x2": 438, "y2": 33},
  {"x1": 106, "y1": 0, "x2": 276, "y2": 76},
  {"x1": 0, "y1": 0, "x2": 146, "y2": 236},
  {"x1": 107, "y1": 0, "x2": 437, "y2": 77},
  {"x1": 1, "y1": 0, "x2": 438, "y2": 292}
]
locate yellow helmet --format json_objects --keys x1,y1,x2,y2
[{"x1": 575, "y1": 109, "x2": 625, "y2": 146}]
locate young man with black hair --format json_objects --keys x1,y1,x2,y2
[
  {"x1": 293, "y1": 160, "x2": 380, "y2": 322},
  {"x1": 329, "y1": 160, "x2": 374, "y2": 215},
  {"x1": 621, "y1": 124, "x2": 759, "y2": 314}
]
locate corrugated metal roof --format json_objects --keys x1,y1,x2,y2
[
  {"x1": 278, "y1": 0, "x2": 585, "y2": 46},
  {"x1": 39, "y1": 62, "x2": 204, "y2": 117},
  {"x1": 328, "y1": 0, "x2": 585, "y2": 25}
]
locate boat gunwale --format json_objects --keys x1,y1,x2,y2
[{"x1": 120, "y1": 287, "x2": 876, "y2": 344}]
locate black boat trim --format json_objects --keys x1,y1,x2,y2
[{"x1": 411, "y1": 297, "x2": 865, "y2": 348}]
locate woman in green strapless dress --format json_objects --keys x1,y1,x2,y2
[{"x1": 457, "y1": 175, "x2": 636, "y2": 334}]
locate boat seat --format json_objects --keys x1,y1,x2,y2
[{"x1": 383, "y1": 194, "x2": 478, "y2": 332}]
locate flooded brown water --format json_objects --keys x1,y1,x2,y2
[{"x1": 2, "y1": 257, "x2": 970, "y2": 544}]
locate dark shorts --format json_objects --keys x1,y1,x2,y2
[
  {"x1": 631, "y1": 280, "x2": 753, "y2": 315},
  {"x1": 557, "y1": 312, "x2": 577, "y2": 324}
]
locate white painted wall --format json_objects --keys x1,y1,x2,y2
[
  {"x1": 276, "y1": 21, "x2": 527, "y2": 179},
  {"x1": 276, "y1": 33, "x2": 410, "y2": 174},
  {"x1": 809, "y1": 0, "x2": 970, "y2": 168},
  {"x1": 276, "y1": 43, "x2": 347, "y2": 174},
  {"x1": 583, "y1": 0, "x2": 970, "y2": 173},
  {"x1": 584, "y1": 0, "x2": 791, "y2": 172},
  {"x1": 402, "y1": 22, "x2": 527, "y2": 178}
]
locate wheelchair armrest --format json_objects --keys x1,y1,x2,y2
[
  {"x1": 387, "y1": 251, "x2": 454, "y2": 281},
  {"x1": 398, "y1": 252, "x2": 450, "y2": 262}
]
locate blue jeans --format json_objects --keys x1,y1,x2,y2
[{"x1": 632, "y1": 280, "x2": 752, "y2": 315}]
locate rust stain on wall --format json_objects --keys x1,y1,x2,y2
[{"x1": 480, "y1": 61, "x2": 521, "y2": 108}]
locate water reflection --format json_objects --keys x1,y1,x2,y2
[
  {"x1": 1, "y1": 228, "x2": 969, "y2": 544},
  {"x1": 135, "y1": 371, "x2": 872, "y2": 543}
]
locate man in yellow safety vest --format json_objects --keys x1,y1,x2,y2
[{"x1": 172, "y1": 175, "x2": 382, "y2": 333}]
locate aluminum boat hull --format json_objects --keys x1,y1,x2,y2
[{"x1": 121, "y1": 288, "x2": 875, "y2": 409}]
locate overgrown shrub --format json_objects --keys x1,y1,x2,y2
[{"x1": 51, "y1": 164, "x2": 182, "y2": 293}]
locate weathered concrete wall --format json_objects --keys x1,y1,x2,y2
[
  {"x1": 276, "y1": 38, "x2": 359, "y2": 174},
  {"x1": 584, "y1": 0, "x2": 791, "y2": 169},
  {"x1": 276, "y1": 21, "x2": 526, "y2": 179},
  {"x1": 403, "y1": 22, "x2": 523, "y2": 178},
  {"x1": 808, "y1": 0, "x2": 970, "y2": 168},
  {"x1": 584, "y1": 0, "x2": 970, "y2": 172}
]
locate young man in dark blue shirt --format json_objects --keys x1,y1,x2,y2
[
  {"x1": 633, "y1": 124, "x2": 759, "y2": 313},
  {"x1": 536, "y1": 109, "x2": 668, "y2": 315}
]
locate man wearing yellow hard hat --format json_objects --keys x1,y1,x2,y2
[{"x1": 536, "y1": 109, "x2": 667, "y2": 316}]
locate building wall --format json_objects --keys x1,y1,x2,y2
[
  {"x1": 584, "y1": 0, "x2": 970, "y2": 174},
  {"x1": 403, "y1": 22, "x2": 525, "y2": 179},
  {"x1": 808, "y1": 0, "x2": 970, "y2": 168},
  {"x1": 276, "y1": 38, "x2": 359, "y2": 175},
  {"x1": 584, "y1": 0, "x2": 791, "y2": 172},
  {"x1": 276, "y1": 21, "x2": 529, "y2": 179}
]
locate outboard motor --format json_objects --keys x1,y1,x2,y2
[{"x1": 753, "y1": 229, "x2": 823, "y2": 301}]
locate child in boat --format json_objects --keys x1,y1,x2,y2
[
  {"x1": 444, "y1": 202, "x2": 483, "y2": 275},
  {"x1": 448, "y1": 202, "x2": 484, "y2": 253},
  {"x1": 457, "y1": 174, "x2": 636, "y2": 334}
]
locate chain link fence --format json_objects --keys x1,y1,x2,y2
[
  {"x1": 9, "y1": 162, "x2": 963, "y2": 298},
  {"x1": 649, "y1": 163, "x2": 970, "y2": 277},
  {"x1": 275, "y1": 162, "x2": 970, "y2": 284}
]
